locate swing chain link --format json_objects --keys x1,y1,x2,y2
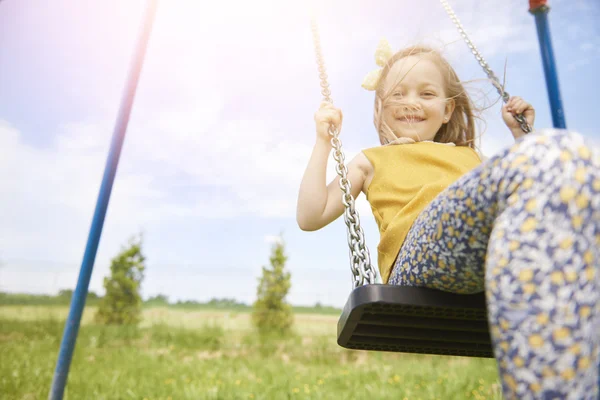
[
  {"x1": 310, "y1": 18, "x2": 376, "y2": 288},
  {"x1": 440, "y1": 0, "x2": 532, "y2": 134}
]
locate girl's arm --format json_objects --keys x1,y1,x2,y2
[
  {"x1": 296, "y1": 102, "x2": 368, "y2": 231},
  {"x1": 297, "y1": 142, "x2": 367, "y2": 231}
]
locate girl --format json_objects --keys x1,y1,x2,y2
[{"x1": 296, "y1": 43, "x2": 599, "y2": 399}]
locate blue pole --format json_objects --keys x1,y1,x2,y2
[
  {"x1": 48, "y1": 1, "x2": 158, "y2": 399},
  {"x1": 529, "y1": 3, "x2": 567, "y2": 129}
]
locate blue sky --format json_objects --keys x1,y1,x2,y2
[{"x1": 1, "y1": 0, "x2": 599, "y2": 308}]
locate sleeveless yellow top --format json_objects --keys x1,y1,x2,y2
[{"x1": 362, "y1": 142, "x2": 482, "y2": 283}]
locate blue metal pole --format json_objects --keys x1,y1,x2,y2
[
  {"x1": 529, "y1": 3, "x2": 567, "y2": 129},
  {"x1": 48, "y1": 1, "x2": 158, "y2": 399}
]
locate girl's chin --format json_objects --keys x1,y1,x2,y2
[{"x1": 398, "y1": 131, "x2": 424, "y2": 139}]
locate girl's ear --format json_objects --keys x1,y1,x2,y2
[{"x1": 444, "y1": 98, "x2": 456, "y2": 123}]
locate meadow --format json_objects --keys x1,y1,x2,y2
[{"x1": 1, "y1": 305, "x2": 502, "y2": 399}]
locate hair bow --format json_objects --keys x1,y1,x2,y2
[{"x1": 361, "y1": 38, "x2": 395, "y2": 91}]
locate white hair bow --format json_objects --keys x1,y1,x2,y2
[{"x1": 361, "y1": 38, "x2": 395, "y2": 91}]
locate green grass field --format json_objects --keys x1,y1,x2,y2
[{"x1": 1, "y1": 306, "x2": 502, "y2": 399}]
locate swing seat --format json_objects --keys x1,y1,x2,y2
[{"x1": 337, "y1": 284, "x2": 494, "y2": 358}]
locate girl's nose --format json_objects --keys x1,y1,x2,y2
[
  {"x1": 403, "y1": 95, "x2": 422, "y2": 106},
  {"x1": 394, "y1": 103, "x2": 422, "y2": 117}
]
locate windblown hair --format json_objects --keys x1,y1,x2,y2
[{"x1": 373, "y1": 46, "x2": 478, "y2": 149}]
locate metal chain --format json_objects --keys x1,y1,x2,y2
[
  {"x1": 310, "y1": 18, "x2": 376, "y2": 288},
  {"x1": 440, "y1": 0, "x2": 532, "y2": 134}
]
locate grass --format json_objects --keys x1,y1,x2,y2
[{"x1": 0, "y1": 306, "x2": 502, "y2": 399}]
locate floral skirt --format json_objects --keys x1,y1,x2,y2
[{"x1": 389, "y1": 129, "x2": 600, "y2": 399}]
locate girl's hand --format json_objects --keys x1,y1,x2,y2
[
  {"x1": 314, "y1": 102, "x2": 343, "y2": 144},
  {"x1": 502, "y1": 96, "x2": 535, "y2": 139}
]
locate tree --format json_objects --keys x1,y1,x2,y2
[
  {"x1": 95, "y1": 234, "x2": 146, "y2": 325},
  {"x1": 252, "y1": 236, "x2": 293, "y2": 336},
  {"x1": 58, "y1": 289, "x2": 74, "y2": 299},
  {"x1": 145, "y1": 294, "x2": 169, "y2": 306},
  {"x1": 58, "y1": 289, "x2": 99, "y2": 302}
]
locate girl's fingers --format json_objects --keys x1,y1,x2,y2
[
  {"x1": 507, "y1": 96, "x2": 523, "y2": 112},
  {"x1": 319, "y1": 101, "x2": 334, "y2": 110},
  {"x1": 317, "y1": 109, "x2": 342, "y2": 124},
  {"x1": 325, "y1": 110, "x2": 341, "y2": 126},
  {"x1": 512, "y1": 101, "x2": 524, "y2": 114},
  {"x1": 517, "y1": 102, "x2": 532, "y2": 115},
  {"x1": 507, "y1": 97, "x2": 532, "y2": 115}
]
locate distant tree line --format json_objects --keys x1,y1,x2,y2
[
  {"x1": 0, "y1": 291, "x2": 101, "y2": 306},
  {"x1": 0, "y1": 291, "x2": 249, "y2": 308},
  {"x1": 0, "y1": 291, "x2": 339, "y2": 314}
]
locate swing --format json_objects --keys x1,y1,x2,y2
[{"x1": 310, "y1": 0, "x2": 532, "y2": 357}]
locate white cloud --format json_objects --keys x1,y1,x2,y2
[{"x1": 0, "y1": 115, "x2": 312, "y2": 221}]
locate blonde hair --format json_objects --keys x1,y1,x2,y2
[{"x1": 373, "y1": 46, "x2": 477, "y2": 149}]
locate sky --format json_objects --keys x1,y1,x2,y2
[{"x1": 1, "y1": 0, "x2": 599, "y2": 308}]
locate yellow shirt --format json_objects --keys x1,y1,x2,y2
[{"x1": 362, "y1": 142, "x2": 482, "y2": 284}]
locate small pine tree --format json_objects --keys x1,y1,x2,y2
[
  {"x1": 95, "y1": 234, "x2": 146, "y2": 325},
  {"x1": 252, "y1": 236, "x2": 293, "y2": 336}
]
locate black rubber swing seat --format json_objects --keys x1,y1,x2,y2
[{"x1": 337, "y1": 284, "x2": 494, "y2": 358}]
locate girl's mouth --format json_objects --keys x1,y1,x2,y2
[{"x1": 398, "y1": 116, "x2": 425, "y2": 124}]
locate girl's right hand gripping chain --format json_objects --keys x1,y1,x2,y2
[
  {"x1": 314, "y1": 102, "x2": 343, "y2": 145},
  {"x1": 298, "y1": 102, "x2": 361, "y2": 232}
]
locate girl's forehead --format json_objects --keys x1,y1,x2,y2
[{"x1": 383, "y1": 55, "x2": 445, "y2": 91}]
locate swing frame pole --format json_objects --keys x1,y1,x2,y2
[
  {"x1": 48, "y1": 1, "x2": 158, "y2": 399},
  {"x1": 529, "y1": 0, "x2": 567, "y2": 129}
]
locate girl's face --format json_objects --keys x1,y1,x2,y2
[{"x1": 381, "y1": 54, "x2": 455, "y2": 142}]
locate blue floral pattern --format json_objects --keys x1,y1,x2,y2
[{"x1": 389, "y1": 129, "x2": 600, "y2": 399}]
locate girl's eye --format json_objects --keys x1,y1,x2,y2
[
  {"x1": 393, "y1": 92, "x2": 403, "y2": 97},
  {"x1": 422, "y1": 92, "x2": 436, "y2": 97}
]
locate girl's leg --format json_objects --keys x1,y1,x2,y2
[{"x1": 389, "y1": 129, "x2": 600, "y2": 399}]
